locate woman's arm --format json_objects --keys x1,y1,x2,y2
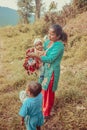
[
  {"x1": 41, "y1": 43, "x2": 64, "y2": 64},
  {"x1": 28, "y1": 43, "x2": 64, "y2": 64}
]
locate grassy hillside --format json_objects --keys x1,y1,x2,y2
[{"x1": 0, "y1": 12, "x2": 87, "y2": 130}]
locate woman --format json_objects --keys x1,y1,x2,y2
[{"x1": 29, "y1": 24, "x2": 67, "y2": 120}]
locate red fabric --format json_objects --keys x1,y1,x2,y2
[
  {"x1": 42, "y1": 73, "x2": 55, "y2": 117},
  {"x1": 28, "y1": 65, "x2": 35, "y2": 72},
  {"x1": 23, "y1": 48, "x2": 40, "y2": 75},
  {"x1": 26, "y1": 48, "x2": 34, "y2": 55}
]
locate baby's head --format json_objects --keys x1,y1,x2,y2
[
  {"x1": 34, "y1": 38, "x2": 43, "y2": 51},
  {"x1": 26, "y1": 81, "x2": 42, "y2": 97}
]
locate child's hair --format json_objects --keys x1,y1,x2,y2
[
  {"x1": 27, "y1": 81, "x2": 42, "y2": 97},
  {"x1": 49, "y1": 24, "x2": 68, "y2": 43},
  {"x1": 34, "y1": 38, "x2": 42, "y2": 46}
]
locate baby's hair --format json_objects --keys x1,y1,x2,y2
[
  {"x1": 34, "y1": 38, "x2": 42, "y2": 46},
  {"x1": 27, "y1": 81, "x2": 42, "y2": 97},
  {"x1": 49, "y1": 24, "x2": 68, "y2": 43}
]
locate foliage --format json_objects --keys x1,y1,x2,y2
[
  {"x1": 44, "y1": 3, "x2": 76, "y2": 27},
  {"x1": 17, "y1": 0, "x2": 43, "y2": 23},
  {"x1": 73, "y1": 0, "x2": 87, "y2": 13},
  {"x1": 49, "y1": 1, "x2": 57, "y2": 11},
  {"x1": 44, "y1": 1, "x2": 87, "y2": 27},
  {"x1": 17, "y1": 0, "x2": 34, "y2": 24},
  {"x1": 44, "y1": 12, "x2": 65, "y2": 27}
]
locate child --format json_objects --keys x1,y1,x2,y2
[
  {"x1": 23, "y1": 38, "x2": 44, "y2": 75},
  {"x1": 19, "y1": 81, "x2": 44, "y2": 130}
]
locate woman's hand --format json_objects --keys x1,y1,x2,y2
[
  {"x1": 27, "y1": 52, "x2": 35, "y2": 57},
  {"x1": 27, "y1": 53, "x2": 41, "y2": 61}
]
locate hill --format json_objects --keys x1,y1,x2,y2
[
  {"x1": 0, "y1": 12, "x2": 87, "y2": 130},
  {"x1": 0, "y1": 7, "x2": 35, "y2": 27},
  {"x1": 0, "y1": 7, "x2": 19, "y2": 26}
]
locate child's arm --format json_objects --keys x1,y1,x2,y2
[
  {"x1": 19, "y1": 100, "x2": 31, "y2": 127},
  {"x1": 19, "y1": 102, "x2": 28, "y2": 126}
]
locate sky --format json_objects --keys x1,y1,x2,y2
[{"x1": 0, "y1": 0, "x2": 71, "y2": 10}]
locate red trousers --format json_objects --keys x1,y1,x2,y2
[{"x1": 42, "y1": 73, "x2": 55, "y2": 117}]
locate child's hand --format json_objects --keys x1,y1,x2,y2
[
  {"x1": 21, "y1": 117, "x2": 24, "y2": 126},
  {"x1": 21, "y1": 120, "x2": 24, "y2": 126}
]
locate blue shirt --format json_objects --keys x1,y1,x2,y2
[
  {"x1": 19, "y1": 93, "x2": 43, "y2": 117},
  {"x1": 19, "y1": 93, "x2": 44, "y2": 130}
]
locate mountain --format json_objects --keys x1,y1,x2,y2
[
  {"x1": 0, "y1": 7, "x2": 35, "y2": 27},
  {"x1": 0, "y1": 7, "x2": 19, "y2": 26}
]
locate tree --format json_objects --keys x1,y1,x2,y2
[
  {"x1": 35, "y1": 0, "x2": 41, "y2": 20},
  {"x1": 49, "y1": 1, "x2": 57, "y2": 12},
  {"x1": 17, "y1": 0, "x2": 44, "y2": 23},
  {"x1": 17, "y1": 0, "x2": 34, "y2": 24}
]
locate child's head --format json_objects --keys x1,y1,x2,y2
[
  {"x1": 48, "y1": 24, "x2": 67, "y2": 43},
  {"x1": 34, "y1": 38, "x2": 43, "y2": 51},
  {"x1": 26, "y1": 81, "x2": 42, "y2": 97}
]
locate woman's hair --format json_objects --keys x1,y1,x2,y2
[
  {"x1": 49, "y1": 24, "x2": 68, "y2": 43},
  {"x1": 27, "y1": 81, "x2": 42, "y2": 97}
]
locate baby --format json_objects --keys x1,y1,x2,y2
[
  {"x1": 34, "y1": 38, "x2": 44, "y2": 56},
  {"x1": 23, "y1": 38, "x2": 44, "y2": 75}
]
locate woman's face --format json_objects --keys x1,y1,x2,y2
[{"x1": 48, "y1": 28, "x2": 58, "y2": 42}]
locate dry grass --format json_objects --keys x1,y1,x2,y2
[{"x1": 0, "y1": 12, "x2": 87, "y2": 130}]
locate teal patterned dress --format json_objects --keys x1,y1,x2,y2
[{"x1": 40, "y1": 39, "x2": 64, "y2": 92}]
